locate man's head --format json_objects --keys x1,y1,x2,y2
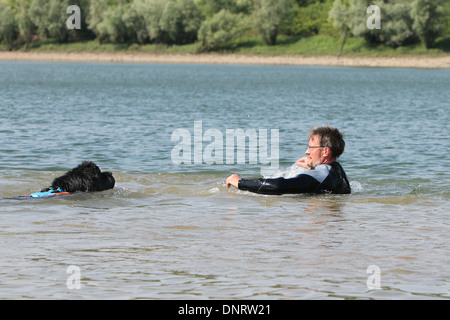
[{"x1": 305, "y1": 126, "x2": 345, "y2": 168}]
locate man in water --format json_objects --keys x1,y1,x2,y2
[{"x1": 226, "y1": 126, "x2": 351, "y2": 195}]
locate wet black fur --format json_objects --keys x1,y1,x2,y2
[{"x1": 42, "y1": 161, "x2": 115, "y2": 193}]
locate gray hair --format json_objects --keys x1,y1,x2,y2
[{"x1": 309, "y1": 126, "x2": 345, "y2": 159}]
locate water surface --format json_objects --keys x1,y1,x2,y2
[{"x1": 0, "y1": 62, "x2": 448, "y2": 299}]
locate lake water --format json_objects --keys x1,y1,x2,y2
[{"x1": 0, "y1": 61, "x2": 449, "y2": 300}]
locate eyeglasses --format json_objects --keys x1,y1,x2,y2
[{"x1": 307, "y1": 145, "x2": 324, "y2": 149}]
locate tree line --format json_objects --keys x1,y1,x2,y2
[{"x1": 0, "y1": 0, "x2": 447, "y2": 52}]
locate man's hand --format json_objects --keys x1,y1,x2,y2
[
  {"x1": 226, "y1": 174, "x2": 241, "y2": 189},
  {"x1": 296, "y1": 156, "x2": 312, "y2": 169}
]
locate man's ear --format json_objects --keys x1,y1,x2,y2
[{"x1": 323, "y1": 147, "x2": 332, "y2": 157}]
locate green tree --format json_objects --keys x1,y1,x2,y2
[
  {"x1": 159, "y1": 0, "x2": 201, "y2": 44},
  {"x1": 285, "y1": 0, "x2": 333, "y2": 36},
  {"x1": 123, "y1": 1, "x2": 150, "y2": 44},
  {"x1": 140, "y1": 0, "x2": 167, "y2": 43},
  {"x1": 15, "y1": 0, "x2": 37, "y2": 49},
  {"x1": 177, "y1": 0, "x2": 202, "y2": 43},
  {"x1": 0, "y1": 2, "x2": 18, "y2": 50},
  {"x1": 29, "y1": 0, "x2": 70, "y2": 43},
  {"x1": 295, "y1": 0, "x2": 321, "y2": 6},
  {"x1": 329, "y1": 0, "x2": 350, "y2": 55},
  {"x1": 411, "y1": 0, "x2": 444, "y2": 48},
  {"x1": 373, "y1": 0, "x2": 416, "y2": 47},
  {"x1": 197, "y1": 0, "x2": 251, "y2": 17},
  {"x1": 330, "y1": 0, "x2": 424, "y2": 49},
  {"x1": 96, "y1": 2, "x2": 134, "y2": 43},
  {"x1": 253, "y1": 0, "x2": 291, "y2": 45},
  {"x1": 87, "y1": 0, "x2": 110, "y2": 42},
  {"x1": 47, "y1": 0, "x2": 71, "y2": 42},
  {"x1": 198, "y1": 9, "x2": 246, "y2": 51},
  {"x1": 130, "y1": 0, "x2": 201, "y2": 45}
]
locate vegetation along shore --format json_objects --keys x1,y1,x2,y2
[{"x1": 0, "y1": 0, "x2": 449, "y2": 68}]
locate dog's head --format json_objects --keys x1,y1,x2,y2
[
  {"x1": 91, "y1": 171, "x2": 115, "y2": 192},
  {"x1": 50, "y1": 161, "x2": 115, "y2": 193}
]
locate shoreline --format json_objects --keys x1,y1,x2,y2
[{"x1": 0, "y1": 51, "x2": 449, "y2": 69}]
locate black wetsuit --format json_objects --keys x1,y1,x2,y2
[{"x1": 238, "y1": 162, "x2": 351, "y2": 195}]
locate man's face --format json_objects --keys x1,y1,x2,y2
[{"x1": 305, "y1": 135, "x2": 324, "y2": 168}]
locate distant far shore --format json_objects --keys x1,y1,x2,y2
[{"x1": 0, "y1": 51, "x2": 449, "y2": 69}]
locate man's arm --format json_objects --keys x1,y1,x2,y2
[
  {"x1": 227, "y1": 157, "x2": 310, "y2": 190},
  {"x1": 238, "y1": 175, "x2": 321, "y2": 195},
  {"x1": 226, "y1": 173, "x2": 321, "y2": 195}
]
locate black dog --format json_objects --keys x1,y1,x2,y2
[
  {"x1": 39, "y1": 161, "x2": 115, "y2": 195},
  {"x1": 1, "y1": 161, "x2": 115, "y2": 200}
]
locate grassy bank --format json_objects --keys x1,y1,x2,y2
[{"x1": 7, "y1": 34, "x2": 450, "y2": 58}]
